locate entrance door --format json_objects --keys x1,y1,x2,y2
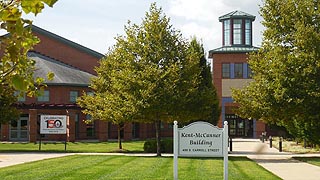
[
  {"x1": 10, "y1": 115, "x2": 29, "y2": 141},
  {"x1": 226, "y1": 114, "x2": 253, "y2": 137}
]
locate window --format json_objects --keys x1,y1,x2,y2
[
  {"x1": 245, "y1": 20, "x2": 251, "y2": 45},
  {"x1": 247, "y1": 65, "x2": 253, "y2": 78},
  {"x1": 222, "y1": 63, "x2": 230, "y2": 78},
  {"x1": 223, "y1": 20, "x2": 230, "y2": 46},
  {"x1": 86, "y1": 115, "x2": 95, "y2": 137},
  {"x1": 37, "y1": 90, "x2": 49, "y2": 102},
  {"x1": 14, "y1": 91, "x2": 26, "y2": 102},
  {"x1": 70, "y1": 91, "x2": 78, "y2": 102},
  {"x1": 234, "y1": 63, "x2": 243, "y2": 78},
  {"x1": 233, "y1": 19, "x2": 242, "y2": 45},
  {"x1": 87, "y1": 91, "x2": 94, "y2": 96}
]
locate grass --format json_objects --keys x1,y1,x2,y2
[
  {"x1": 293, "y1": 157, "x2": 320, "y2": 167},
  {"x1": 0, "y1": 155, "x2": 280, "y2": 180},
  {"x1": 0, "y1": 141, "x2": 145, "y2": 153},
  {"x1": 271, "y1": 137, "x2": 320, "y2": 153}
]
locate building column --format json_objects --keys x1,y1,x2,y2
[{"x1": 29, "y1": 109, "x2": 38, "y2": 142}]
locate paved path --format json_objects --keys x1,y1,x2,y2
[
  {"x1": 0, "y1": 152, "x2": 72, "y2": 168},
  {"x1": 1, "y1": 139, "x2": 320, "y2": 180},
  {"x1": 230, "y1": 138, "x2": 320, "y2": 180}
]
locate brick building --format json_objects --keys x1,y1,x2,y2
[
  {"x1": 0, "y1": 25, "x2": 173, "y2": 142},
  {"x1": 209, "y1": 11, "x2": 266, "y2": 138}
]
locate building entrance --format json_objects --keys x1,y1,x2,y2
[
  {"x1": 225, "y1": 114, "x2": 253, "y2": 137},
  {"x1": 10, "y1": 115, "x2": 29, "y2": 141}
]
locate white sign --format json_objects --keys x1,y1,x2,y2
[
  {"x1": 178, "y1": 122, "x2": 223, "y2": 157},
  {"x1": 40, "y1": 115, "x2": 67, "y2": 134},
  {"x1": 173, "y1": 121, "x2": 228, "y2": 180}
]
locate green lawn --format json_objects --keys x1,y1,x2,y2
[
  {"x1": 0, "y1": 155, "x2": 280, "y2": 180},
  {"x1": 0, "y1": 141, "x2": 145, "y2": 153},
  {"x1": 294, "y1": 157, "x2": 320, "y2": 167}
]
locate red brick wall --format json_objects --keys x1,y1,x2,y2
[
  {"x1": 33, "y1": 32, "x2": 101, "y2": 75},
  {"x1": 23, "y1": 86, "x2": 91, "y2": 104},
  {"x1": 212, "y1": 53, "x2": 249, "y2": 125}
]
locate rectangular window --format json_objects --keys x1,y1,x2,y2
[
  {"x1": 86, "y1": 115, "x2": 95, "y2": 137},
  {"x1": 223, "y1": 20, "x2": 230, "y2": 46},
  {"x1": 245, "y1": 20, "x2": 251, "y2": 45},
  {"x1": 233, "y1": 19, "x2": 242, "y2": 44},
  {"x1": 234, "y1": 63, "x2": 243, "y2": 78},
  {"x1": 70, "y1": 91, "x2": 78, "y2": 102},
  {"x1": 86, "y1": 91, "x2": 94, "y2": 96},
  {"x1": 37, "y1": 90, "x2": 49, "y2": 102},
  {"x1": 222, "y1": 63, "x2": 230, "y2": 78},
  {"x1": 247, "y1": 65, "x2": 253, "y2": 78},
  {"x1": 14, "y1": 91, "x2": 26, "y2": 102}
]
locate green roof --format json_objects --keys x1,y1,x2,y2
[
  {"x1": 208, "y1": 46, "x2": 259, "y2": 57},
  {"x1": 219, "y1": 10, "x2": 255, "y2": 21}
]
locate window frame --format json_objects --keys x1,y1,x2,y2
[
  {"x1": 245, "y1": 19, "x2": 251, "y2": 46},
  {"x1": 37, "y1": 90, "x2": 49, "y2": 102},
  {"x1": 234, "y1": 63, "x2": 243, "y2": 78},
  {"x1": 223, "y1": 20, "x2": 230, "y2": 46},
  {"x1": 69, "y1": 91, "x2": 79, "y2": 103},
  {"x1": 222, "y1": 63, "x2": 230, "y2": 78},
  {"x1": 233, "y1": 19, "x2": 242, "y2": 45}
]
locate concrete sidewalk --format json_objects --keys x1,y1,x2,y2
[
  {"x1": 0, "y1": 152, "x2": 72, "y2": 168},
  {"x1": 230, "y1": 138, "x2": 320, "y2": 180}
]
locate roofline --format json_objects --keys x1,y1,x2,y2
[
  {"x1": 30, "y1": 25, "x2": 105, "y2": 59},
  {"x1": 208, "y1": 46, "x2": 260, "y2": 58},
  {"x1": 219, "y1": 10, "x2": 256, "y2": 22},
  {"x1": 45, "y1": 83, "x2": 90, "y2": 87}
]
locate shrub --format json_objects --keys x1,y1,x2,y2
[{"x1": 143, "y1": 138, "x2": 173, "y2": 153}]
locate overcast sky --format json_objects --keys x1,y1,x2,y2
[{"x1": 25, "y1": 0, "x2": 264, "y2": 56}]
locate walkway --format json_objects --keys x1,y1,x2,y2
[{"x1": 230, "y1": 138, "x2": 320, "y2": 180}]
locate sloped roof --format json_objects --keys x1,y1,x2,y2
[
  {"x1": 208, "y1": 46, "x2": 260, "y2": 57},
  {"x1": 30, "y1": 25, "x2": 104, "y2": 59},
  {"x1": 219, "y1": 10, "x2": 255, "y2": 21},
  {"x1": 29, "y1": 52, "x2": 94, "y2": 86}
]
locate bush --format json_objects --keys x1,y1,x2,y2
[{"x1": 143, "y1": 138, "x2": 173, "y2": 153}]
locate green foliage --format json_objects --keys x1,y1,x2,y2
[
  {"x1": 143, "y1": 138, "x2": 173, "y2": 153},
  {"x1": 187, "y1": 38, "x2": 220, "y2": 125},
  {"x1": 0, "y1": 0, "x2": 58, "y2": 123},
  {"x1": 78, "y1": 3, "x2": 218, "y2": 154},
  {"x1": 232, "y1": 0, "x2": 320, "y2": 144}
]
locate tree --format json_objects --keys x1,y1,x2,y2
[
  {"x1": 0, "y1": 0, "x2": 57, "y2": 123},
  {"x1": 78, "y1": 3, "x2": 218, "y2": 155},
  {"x1": 187, "y1": 38, "x2": 220, "y2": 125},
  {"x1": 77, "y1": 43, "x2": 141, "y2": 150},
  {"x1": 232, "y1": 0, "x2": 320, "y2": 144}
]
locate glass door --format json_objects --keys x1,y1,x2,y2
[
  {"x1": 225, "y1": 114, "x2": 253, "y2": 137},
  {"x1": 10, "y1": 115, "x2": 29, "y2": 141}
]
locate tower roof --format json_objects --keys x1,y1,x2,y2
[{"x1": 219, "y1": 10, "x2": 255, "y2": 22}]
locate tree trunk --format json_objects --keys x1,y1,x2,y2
[
  {"x1": 118, "y1": 125, "x2": 122, "y2": 150},
  {"x1": 155, "y1": 119, "x2": 161, "y2": 156}
]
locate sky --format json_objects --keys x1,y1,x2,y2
[{"x1": 25, "y1": 0, "x2": 265, "y2": 56}]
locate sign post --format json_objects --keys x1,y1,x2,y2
[{"x1": 173, "y1": 121, "x2": 228, "y2": 180}]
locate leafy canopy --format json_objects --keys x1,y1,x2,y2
[
  {"x1": 78, "y1": 3, "x2": 220, "y2": 153},
  {"x1": 0, "y1": 0, "x2": 57, "y2": 123},
  {"x1": 232, "y1": 0, "x2": 320, "y2": 143}
]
